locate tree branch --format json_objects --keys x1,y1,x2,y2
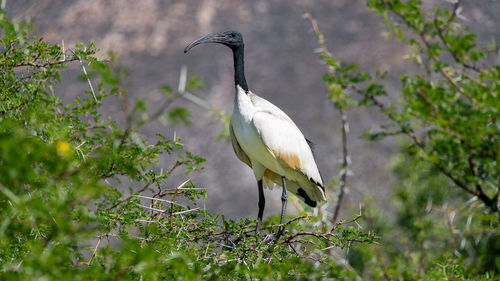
[
  {"x1": 305, "y1": 11, "x2": 351, "y2": 223},
  {"x1": 13, "y1": 56, "x2": 79, "y2": 68},
  {"x1": 333, "y1": 108, "x2": 349, "y2": 223}
]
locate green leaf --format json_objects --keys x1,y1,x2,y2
[{"x1": 167, "y1": 107, "x2": 192, "y2": 126}]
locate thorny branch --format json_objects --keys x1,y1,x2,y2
[
  {"x1": 391, "y1": 5, "x2": 483, "y2": 100},
  {"x1": 433, "y1": 0, "x2": 480, "y2": 73},
  {"x1": 261, "y1": 215, "x2": 309, "y2": 231},
  {"x1": 12, "y1": 56, "x2": 79, "y2": 68},
  {"x1": 349, "y1": 83, "x2": 482, "y2": 198},
  {"x1": 284, "y1": 215, "x2": 362, "y2": 244},
  {"x1": 388, "y1": 6, "x2": 498, "y2": 212},
  {"x1": 2, "y1": 48, "x2": 83, "y2": 116},
  {"x1": 105, "y1": 161, "x2": 185, "y2": 212},
  {"x1": 307, "y1": 5, "x2": 498, "y2": 215}
]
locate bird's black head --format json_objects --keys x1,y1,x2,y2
[{"x1": 184, "y1": 30, "x2": 244, "y2": 53}]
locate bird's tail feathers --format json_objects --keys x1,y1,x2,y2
[{"x1": 263, "y1": 173, "x2": 325, "y2": 207}]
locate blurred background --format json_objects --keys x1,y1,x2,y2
[{"x1": 6, "y1": 0, "x2": 499, "y2": 219}]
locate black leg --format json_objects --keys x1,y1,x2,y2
[
  {"x1": 256, "y1": 179, "x2": 265, "y2": 235},
  {"x1": 277, "y1": 176, "x2": 288, "y2": 238}
]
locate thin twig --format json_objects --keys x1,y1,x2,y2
[
  {"x1": 13, "y1": 56, "x2": 79, "y2": 68},
  {"x1": 333, "y1": 108, "x2": 349, "y2": 223},
  {"x1": 261, "y1": 215, "x2": 309, "y2": 231},
  {"x1": 304, "y1": 11, "x2": 351, "y2": 223},
  {"x1": 135, "y1": 195, "x2": 186, "y2": 208},
  {"x1": 331, "y1": 213, "x2": 362, "y2": 232},
  {"x1": 87, "y1": 233, "x2": 108, "y2": 266},
  {"x1": 170, "y1": 182, "x2": 180, "y2": 228}
]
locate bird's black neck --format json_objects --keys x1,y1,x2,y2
[{"x1": 232, "y1": 46, "x2": 248, "y2": 93}]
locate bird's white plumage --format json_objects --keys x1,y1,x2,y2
[{"x1": 230, "y1": 85, "x2": 326, "y2": 203}]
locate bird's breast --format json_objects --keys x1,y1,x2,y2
[
  {"x1": 230, "y1": 111, "x2": 260, "y2": 153},
  {"x1": 231, "y1": 86, "x2": 258, "y2": 148}
]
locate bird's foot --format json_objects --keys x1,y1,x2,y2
[
  {"x1": 260, "y1": 229, "x2": 285, "y2": 244},
  {"x1": 277, "y1": 226, "x2": 285, "y2": 238},
  {"x1": 261, "y1": 233, "x2": 277, "y2": 243},
  {"x1": 229, "y1": 231, "x2": 255, "y2": 249},
  {"x1": 231, "y1": 236, "x2": 242, "y2": 246}
]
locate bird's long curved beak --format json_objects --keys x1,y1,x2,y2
[{"x1": 184, "y1": 33, "x2": 225, "y2": 53}]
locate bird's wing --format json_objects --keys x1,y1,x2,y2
[
  {"x1": 250, "y1": 94, "x2": 324, "y2": 190},
  {"x1": 229, "y1": 122, "x2": 251, "y2": 168}
]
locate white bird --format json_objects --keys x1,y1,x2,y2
[{"x1": 184, "y1": 30, "x2": 326, "y2": 237}]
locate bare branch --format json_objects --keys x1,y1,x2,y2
[
  {"x1": 305, "y1": 11, "x2": 351, "y2": 223},
  {"x1": 87, "y1": 233, "x2": 109, "y2": 266},
  {"x1": 333, "y1": 108, "x2": 349, "y2": 223},
  {"x1": 135, "y1": 194, "x2": 186, "y2": 208}
]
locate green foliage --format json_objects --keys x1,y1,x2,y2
[
  {"x1": 0, "y1": 9, "x2": 374, "y2": 280},
  {"x1": 322, "y1": 0, "x2": 498, "y2": 212},
  {"x1": 3, "y1": 0, "x2": 497, "y2": 279},
  {"x1": 167, "y1": 107, "x2": 192, "y2": 126},
  {"x1": 312, "y1": 0, "x2": 499, "y2": 280},
  {"x1": 349, "y1": 152, "x2": 499, "y2": 280}
]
